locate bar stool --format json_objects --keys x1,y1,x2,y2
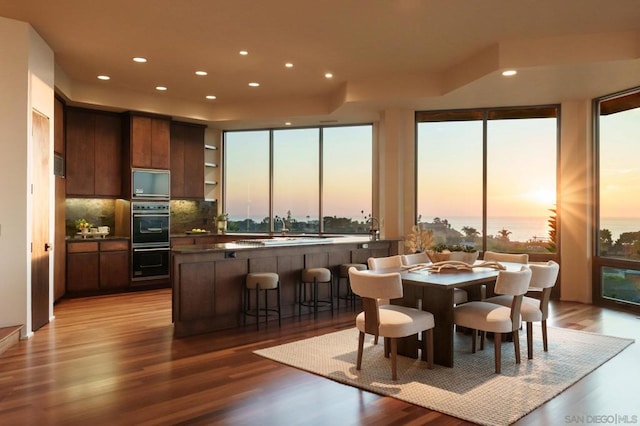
[
  {"x1": 298, "y1": 267, "x2": 333, "y2": 319},
  {"x1": 243, "y1": 272, "x2": 281, "y2": 331},
  {"x1": 337, "y1": 263, "x2": 367, "y2": 309}
]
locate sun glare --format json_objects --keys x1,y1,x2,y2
[{"x1": 528, "y1": 188, "x2": 556, "y2": 206}]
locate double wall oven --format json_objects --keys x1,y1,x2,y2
[{"x1": 131, "y1": 201, "x2": 170, "y2": 282}]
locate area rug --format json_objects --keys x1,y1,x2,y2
[{"x1": 254, "y1": 326, "x2": 633, "y2": 426}]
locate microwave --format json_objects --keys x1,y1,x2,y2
[{"x1": 132, "y1": 169, "x2": 170, "y2": 199}]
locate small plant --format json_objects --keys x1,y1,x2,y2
[
  {"x1": 216, "y1": 212, "x2": 228, "y2": 221},
  {"x1": 75, "y1": 218, "x2": 92, "y2": 231},
  {"x1": 405, "y1": 222, "x2": 434, "y2": 253}
]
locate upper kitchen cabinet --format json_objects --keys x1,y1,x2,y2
[
  {"x1": 66, "y1": 108, "x2": 122, "y2": 197},
  {"x1": 171, "y1": 121, "x2": 206, "y2": 199},
  {"x1": 125, "y1": 113, "x2": 171, "y2": 170}
]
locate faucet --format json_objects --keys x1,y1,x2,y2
[
  {"x1": 365, "y1": 214, "x2": 380, "y2": 240},
  {"x1": 276, "y1": 215, "x2": 289, "y2": 235}
]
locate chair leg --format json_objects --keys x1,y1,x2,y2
[
  {"x1": 384, "y1": 337, "x2": 390, "y2": 358},
  {"x1": 513, "y1": 329, "x2": 521, "y2": 364},
  {"x1": 480, "y1": 331, "x2": 485, "y2": 350},
  {"x1": 542, "y1": 319, "x2": 548, "y2": 352},
  {"x1": 471, "y1": 329, "x2": 477, "y2": 353},
  {"x1": 242, "y1": 286, "x2": 247, "y2": 327},
  {"x1": 313, "y1": 278, "x2": 319, "y2": 319},
  {"x1": 255, "y1": 284, "x2": 260, "y2": 331},
  {"x1": 390, "y1": 337, "x2": 398, "y2": 381},
  {"x1": 277, "y1": 285, "x2": 282, "y2": 327},
  {"x1": 494, "y1": 332, "x2": 502, "y2": 374},
  {"x1": 357, "y1": 331, "x2": 365, "y2": 370},
  {"x1": 526, "y1": 322, "x2": 533, "y2": 359},
  {"x1": 374, "y1": 335, "x2": 379, "y2": 345}
]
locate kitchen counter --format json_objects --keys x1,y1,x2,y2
[
  {"x1": 67, "y1": 235, "x2": 129, "y2": 242},
  {"x1": 171, "y1": 236, "x2": 399, "y2": 337}
]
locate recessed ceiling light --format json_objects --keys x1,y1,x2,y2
[
  {"x1": 285, "y1": 122, "x2": 292, "y2": 126},
  {"x1": 206, "y1": 95, "x2": 217, "y2": 100},
  {"x1": 239, "y1": 50, "x2": 248, "y2": 56},
  {"x1": 502, "y1": 70, "x2": 517, "y2": 76},
  {"x1": 195, "y1": 71, "x2": 208, "y2": 76},
  {"x1": 325, "y1": 72, "x2": 333, "y2": 79},
  {"x1": 285, "y1": 62, "x2": 294, "y2": 68},
  {"x1": 248, "y1": 82, "x2": 260, "y2": 87},
  {"x1": 133, "y1": 57, "x2": 147, "y2": 63},
  {"x1": 97, "y1": 75, "x2": 110, "y2": 80},
  {"x1": 155, "y1": 86, "x2": 167, "y2": 91}
]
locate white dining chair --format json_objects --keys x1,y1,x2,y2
[
  {"x1": 453, "y1": 266, "x2": 532, "y2": 374},
  {"x1": 349, "y1": 267, "x2": 434, "y2": 380},
  {"x1": 367, "y1": 255, "x2": 403, "y2": 308},
  {"x1": 483, "y1": 260, "x2": 559, "y2": 359},
  {"x1": 481, "y1": 251, "x2": 528, "y2": 299},
  {"x1": 367, "y1": 255, "x2": 403, "y2": 271}
]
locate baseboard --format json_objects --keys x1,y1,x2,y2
[{"x1": 0, "y1": 325, "x2": 23, "y2": 356}]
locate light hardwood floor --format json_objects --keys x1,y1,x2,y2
[{"x1": 0, "y1": 289, "x2": 638, "y2": 425}]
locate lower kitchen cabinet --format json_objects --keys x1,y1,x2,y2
[{"x1": 67, "y1": 240, "x2": 130, "y2": 293}]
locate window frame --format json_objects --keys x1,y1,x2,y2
[
  {"x1": 415, "y1": 105, "x2": 560, "y2": 262},
  {"x1": 223, "y1": 123, "x2": 374, "y2": 235}
]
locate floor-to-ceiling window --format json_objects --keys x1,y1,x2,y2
[
  {"x1": 595, "y1": 88, "x2": 640, "y2": 309},
  {"x1": 224, "y1": 130, "x2": 270, "y2": 232},
  {"x1": 416, "y1": 106, "x2": 558, "y2": 255},
  {"x1": 224, "y1": 124, "x2": 373, "y2": 234}
]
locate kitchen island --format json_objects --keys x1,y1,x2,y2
[{"x1": 171, "y1": 236, "x2": 397, "y2": 337}]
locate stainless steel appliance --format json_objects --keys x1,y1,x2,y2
[
  {"x1": 131, "y1": 201, "x2": 170, "y2": 281},
  {"x1": 132, "y1": 169, "x2": 170, "y2": 200}
]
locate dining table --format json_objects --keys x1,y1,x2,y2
[{"x1": 386, "y1": 261, "x2": 522, "y2": 367}]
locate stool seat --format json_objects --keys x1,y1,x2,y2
[
  {"x1": 244, "y1": 272, "x2": 281, "y2": 331},
  {"x1": 246, "y1": 272, "x2": 279, "y2": 290},
  {"x1": 299, "y1": 267, "x2": 333, "y2": 319},
  {"x1": 337, "y1": 263, "x2": 367, "y2": 309},
  {"x1": 339, "y1": 263, "x2": 367, "y2": 277},
  {"x1": 302, "y1": 267, "x2": 331, "y2": 283}
]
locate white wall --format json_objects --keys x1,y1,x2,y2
[{"x1": 0, "y1": 16, "x2": 54, "y2": 336}]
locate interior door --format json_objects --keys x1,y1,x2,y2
[{"x1": 32, "y1": 110, "x2": 51, "y2": 331}]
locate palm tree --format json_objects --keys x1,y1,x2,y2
[{"x1": 497, "y1": 228, "x2": 512, "y2": 241}]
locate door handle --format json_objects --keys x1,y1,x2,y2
[{"x1": 44, "y1": 243, "x2": 52, "y2": 251}]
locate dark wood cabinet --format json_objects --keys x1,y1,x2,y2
[
  {"x1": 99, "y1": 241, "x2": 130, "y2": 289},
  {"x1": 65, "y1": 108, "x2": 122, "y2": 197},
  {"x1": 129, "y1": 114, "x2": 170, "y2": 170},
  {"x1": 66, "y1": 242, "x2": 100, "y2": 292},
  {"x1": 171, "y1": 122, "x2": 205, "y2": 199},
  {"x1": 67, "y1": 240, "x2": 130, "y2": 293}
]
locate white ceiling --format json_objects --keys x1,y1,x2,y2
[{"x1": 2, "y1": 0, "x2": 640, "y2": 129}]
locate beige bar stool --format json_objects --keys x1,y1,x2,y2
[
  {"x1": 243, "y1": 272, "x2": 281, "y2": 331},
  {"x1": 298, "y1": 267, "x2": 333, "y2": 319},
  {"x1": 337, "y1": 263, "x2": 367, "y2": 309}
]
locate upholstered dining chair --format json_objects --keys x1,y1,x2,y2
[
  {"x1": 453, "y1": 266, "x2": 532, "y2": 374},
  {"x1": 482, "y1": 251, "x2": 528, "y2": 299},
  {"x1": 400, "y1": 252, "x2": 431, "y2": 266},
  {"x1": 367, "y1": 255, "x2": 403, "y2": 307},
  {"x1": 483, "y1": 250, "x2": 529, "y2": 264},
  {"x1": 367, "y1": 255, "x2": 404, "y2": 344},
  {"x1": 349, "y1": 267, "x2": 434, "y2": 380},
  {"x1": 483, "y1": 260, "x2": 560, "y2": 359},
  {"x1": 367, "y1": 255, "x2": 403, "y2": 271},
  {"x1": 401, "y1": 252, "x2": 468, "y2": 305}
]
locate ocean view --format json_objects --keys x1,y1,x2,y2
[{"x1": 228, "y1": 214, "x2": 640, "y2": 243}]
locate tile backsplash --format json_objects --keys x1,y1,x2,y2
[
  {"x1": 66, "y1": 198, "x2": 218, "y2": 236},
  {"x1": 170, "y1": 200, "x2": 217, "y2": 233}
]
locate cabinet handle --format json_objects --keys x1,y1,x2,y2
[{"x1": 45, "y1": 243, "x2": 52, "y2": 251}]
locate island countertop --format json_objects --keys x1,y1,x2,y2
[
  {"x1": 171, "y1": 235, "x2": 388, "y2": 254},
  {"x1": 171, "y1": 236, "x2": 398, "y2": 337}
]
